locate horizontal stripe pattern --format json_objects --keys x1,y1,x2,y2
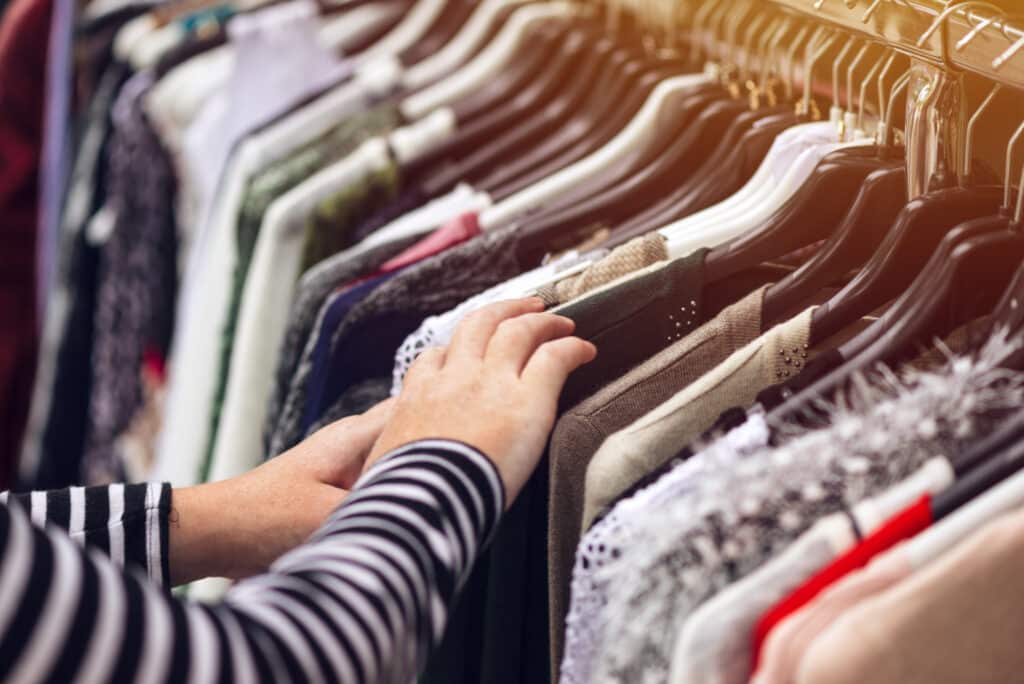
[{"x1": 0, "y1": 439, "x2": 503, "y2": 683}]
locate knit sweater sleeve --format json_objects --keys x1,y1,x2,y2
[{"x1": 0, "y1": 439, "x2": 505, "y2": 683}]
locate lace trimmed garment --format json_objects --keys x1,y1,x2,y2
[
  {"x1": 560, "y1": 332, "x2": 1023, "y2": 684},
  {"x1": 389, "y1": 250, "x2": 593, "y2": 396},
  {"x1": 586, "y1": 334, "x2": 1023, "y2": 683},
  {"x1": 560, "y1": 411, "x2": 773, "y2": 684}
]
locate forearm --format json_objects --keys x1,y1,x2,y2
[{"x1": 0, "y1": 440, "x2": 504, "y2": 683}]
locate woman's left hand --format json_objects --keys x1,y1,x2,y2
[{"x1": 170, "y1": 398, "x2": 396, "y2": 584}]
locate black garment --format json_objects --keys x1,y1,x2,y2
[
  {"x1": 558, "y1": 249, "x2": 789, "y2": 409},
  {"x1": 24, "y1": 61, "x2": 132, "y2": 489},
  {"x1": 310, "y1": 227, "x2": 525, "y2": 433}
]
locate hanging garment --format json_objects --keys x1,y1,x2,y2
[
  {"x1": 755, "y1": 433, "x2": 1024, "y2": 683},
  {"x1": 155, "y1": 73, "x2": 397, "y2": 488},
  {"x1": 19, "y1": 59, "x2": 133, "y2": 489},
  {"x1": 84, "y1": 70, "x2": 178, "y2": 485},
  {"x1": 37, "y1": 0, "x2": 75, "y2": 325},
  {"x1": 0, "y1": 0, "x2": 50, "y2": 488},
  {"x1": 263, "y1": 234, "x2": 423, "y2": 456},
  {"x1": 547, "y1": 284, "x2": 769, "y2": 670},
  {"x1": 297, "y1": 155, "x2": 402, "y2": 272},
  {"x1": 754, "y1": 543, "x2": 917, "y2": 684},
  {"x1": 670, "y1": 458, "x2": 954, "y2": 684},
  {"x1": 563, "y1": 333, "x2": 1023, "y2": 684},
  {"x1": 179, "y1": 1, "x2": 354, "y2": 230},
  {"x1": 203, "y1": 137, "x2": 401, "y2": 482},
  {"x1": 794, "y1": 506, "x2": 1024, "y2": 684},
  {"x1": 534, "y1": 233, "x2": 668, "y2": 308},
  {"x1": 553, "y1": 251, "x2": 789, "y2": 412},
  {"x1": 390, "y1": 248, "x2": 594, "y2": 396},
  {"x1": 270, "y1": 224, "x2": 524, "y2": 453},
  {"x1": 581, "y1": 305, "x2": 818, "y2": 529},
  {"x1": 560, "y1": 412, "x2": 774, "y2": 684}
]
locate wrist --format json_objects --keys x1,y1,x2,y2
[{"x1": 169, "y1": 481, "x2": 251, "y2": 585}]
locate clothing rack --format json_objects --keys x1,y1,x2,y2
[{"x1": 765, "y1": 0, "x2": 1024, "y2": 90}]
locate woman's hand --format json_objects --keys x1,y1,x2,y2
[
  {"x1": 170, "y1": 398, "x2": 396, "y2": 585},
  {"x1": 368, "y1": 298, "x2": 596, "y2": 507}
]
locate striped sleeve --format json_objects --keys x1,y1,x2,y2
[
  {"x1": 0, "y1": 439, "x2": 505, "y2": 683},
  {"x1": 0, "y1": 482, "x2": 171, "y2": 589}
]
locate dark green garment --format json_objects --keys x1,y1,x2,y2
[
  {"x1": 299, "y1": 160, "x2": 401, "y2": 273},
  {"x1": 198, "y1": 103, "x2": 400, "y2": 483}
]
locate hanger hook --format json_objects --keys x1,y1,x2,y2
[
  {"x1": 963, "y1": 84, "x2": 1001, "y2": 183},
  {"x1": 1004, "y1": 120, "x2": 1024, "y2": 211},
  {"x1": 846, "y1": 43, "x2": 870, "y2": 114},
  {"x1": 739, "y1": 10, "x2": 769, "y2": 80},
  {"x1": 857, "y1": 49, "x2": 887, "y2": 133},
  {"x1": 760, "y1": 15, "x2": 794, "y2": 96},
  {"x1": 784, "y1": 24, "x2": 813, "y2": 101},
  {"x1": 1016, "y1": 155, "x2": 1024, "y2": 226},
  {"x1": 875, "y1": 52, "x2": 899, "y2": 123},
  {"x1": 689, "y1": 0, "x2": 718, "y2": 64},
  {"x1": 918, "y1": 2, "x2": 1006, "y2": 71},
  {"x1": 752, "y1": 16, "x2": 782, "y2": 87},
  {"x1": 803, "y1": 28, "x2": 839, "y2": 115},
  {"x1": 831, "y1": 35, "x2": 858, "y2": 111},
  {"x1": 861, "y1": 0, "x2": 915, "y2": 23},
  {"x1": 861, "y1": 0, "x2": 882, "y2": 22},
  {"x1": 882, "y1": 70, "x2": 912, "y2": 148}
]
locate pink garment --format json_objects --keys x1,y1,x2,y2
[
  {"x1": 378, "y1": 211, "x2": 481, "y2": 273},
  {"x1": 753, "y1": 543, "x2": 914, "y2": 684}
]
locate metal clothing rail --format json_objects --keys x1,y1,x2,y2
[{"x1": 765, "y1": 0, "x2": 1024, "y2": 89}]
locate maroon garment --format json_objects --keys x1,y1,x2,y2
[{"x1": 0, "y1": 0, "x2": 50, "y2": 486}]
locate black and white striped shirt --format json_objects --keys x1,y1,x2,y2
[{"x1": 0, "y1": 439, "x2": 504, "y2": 683}]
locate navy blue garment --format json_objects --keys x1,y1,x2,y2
[{"x1": 299, "y1": 272, "x2": 399, "y2": 434}]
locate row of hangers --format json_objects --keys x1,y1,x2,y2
[{"x1": 750, "y1": 0, "x2": 1024, "y2": 516}]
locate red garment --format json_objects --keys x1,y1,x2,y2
[
  {"x1": 0, "y1": 0, "x2": 50, "y2": 486},
  {"x1": 343, "y1": 211, "x2": 482, "y2": 290},
  {"x1": 377, "y1": 210, "x2": 481, "y2": 273},
  {"x1": 752, "y1": 494, "x2": 934, "y2": 667}
]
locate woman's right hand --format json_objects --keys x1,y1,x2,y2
[{"x1": 368, "y1": 298, "x2": 596, "y2": 506}]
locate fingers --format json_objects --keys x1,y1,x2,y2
[
  {"x1": 486, "y1": 313, "x2": 577, "y2": 375},
  {"x1": 520, "y1": 337, "x2": 597, "y2": 395},
  {"x1": 447, "y1": 298, "x2": 545, "y2": 363},
  {"x1": 403, "y1": 347, "x2": 446, "y2": 386}
]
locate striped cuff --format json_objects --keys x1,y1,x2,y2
[{"x1": 2, "y1": 483, "x2": 172, "y2": 589}]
